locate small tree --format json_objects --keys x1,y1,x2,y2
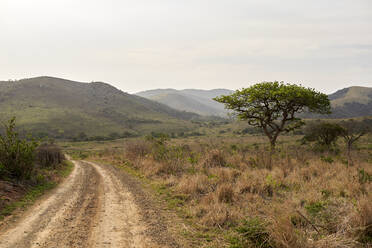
[
  {"x1": 214, "y1": 82, "x2": 331, "y2": 152},
  {"x1": 303, "y1": 122, "x2": 344, "y2": 148},
  {"x1": 339, "y1": 119, "x2": 369, "y2": 166}
]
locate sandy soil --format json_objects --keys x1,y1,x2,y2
[{"x1": 0, "y1": 161, "x2": 176, "y2": 248}]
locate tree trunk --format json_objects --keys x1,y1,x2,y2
[
  {"x1": 268, "y1": 139, "x2": 276, "y2": 169},
  {"x1": 270, "y1": 140, "x2": 276, "y2": 155},
  {"x1": 347, "y1": 141, "x2": 353, "y2": 167}
]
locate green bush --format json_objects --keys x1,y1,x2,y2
[
  {"x1": 305, "y1": 201, "x2": 326, "y2": 216},
  {"x1": 0, "y1": 117, "x2": 39, "y2": 180},
  {"x1": 358, "y1": 169, "x2": 371, "y2": 184},
  {"x1": 230, "y1": 217, "x2": 273, "y2": 248},
  {"x1": 303, "y1": 122, "x2": 344, "y2": 147},
  {"x1": 320, "y1": 156, "x2": 334, "y2": 164}
]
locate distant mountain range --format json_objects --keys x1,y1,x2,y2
[
  {"x1": 137, "y1": 86, "x2": 372, "y2": 118},
  {"x1": 0, "y1": 77, "x2": 370, "y2": 140},
  {"x1": 136, "y1": 89, "x2": 233, "y2": 116},
  {"x1": 0, "y1": 77, "x2": 198, "y2": 139}
]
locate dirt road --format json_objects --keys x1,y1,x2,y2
[{"x1": 0, "y1": 161, "x2": 177, "y2": 248}]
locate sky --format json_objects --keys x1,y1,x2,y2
[{"x1": 0, "y1": 0, "x2": 371, "y2": 94}]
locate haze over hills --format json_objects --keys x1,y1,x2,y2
[
  {"x1": 0, "y1": 77, "x2": 198, "y2": 139},
  {"x1": 136, "y1": 88, "x2": 233, "y2": 116},
  {"x1": 137, "y1": 86, "x2": 372, "y2": 118}
]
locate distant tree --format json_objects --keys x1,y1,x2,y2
[
  {"x1": 214, "y1": 82, "x2": 331, "y2": 153},
  {"x1": 77, "y1": 132, "x2": 87, "y2": 141},
  {"x1": 109, "y1": 132, "x2": 120, "y2": 140},
  {"x1": 122, "y1": 131, "x2": 135, "y2": 138},
  {"x1": 339, "y1": 119, "x2": 369, "y2": 166},
  {"x1": 303, "y1": 122, "x2": 344, "y2": 147}
]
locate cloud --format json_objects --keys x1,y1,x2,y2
[{"x1": 0, "y1": 0, "x2": 371, "y2": 93}]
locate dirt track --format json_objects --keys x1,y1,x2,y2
[{"x1": 0, "y1": 161, "x2": 176, "y2": 248}]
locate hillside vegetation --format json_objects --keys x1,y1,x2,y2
[{"x1": 0, "y1": 77, "x2": 198, "y2": 140}]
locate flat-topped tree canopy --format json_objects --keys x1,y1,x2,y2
[{"x1": 214, "y1": 81, "x2": 331, "y2": 150}]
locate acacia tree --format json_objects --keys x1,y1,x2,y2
[
  {"x1": 339, "y1": 119, "x2": 369, "y2": 166},
  {"x1": 214, "y1": 82, "x2": 331, "y2": 152},
  {"x1": 302, "y1": 121, "x2": 344, "y2": 151}
]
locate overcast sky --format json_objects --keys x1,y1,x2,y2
[{"x1": 0, "y1": 0, "x2": 371, "y2": 93}]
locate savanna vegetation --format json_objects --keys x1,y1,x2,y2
[
  {"x1": 0, "y1": 117, "x2": 72, "y2": 219},
  {"x1": 62, "y1": 82, "x2": 371, "y2": 247},
  {"x1": 2, "y1": 79, "x2": 370, "y2": 246},
  {"x1": 66, "y1": 116, "x2": 371, "y2": 247}
]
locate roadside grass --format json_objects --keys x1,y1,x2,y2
[
  {"x1": 0, "y1": 160, "x2": 74, "y2": 221},
  {"x1": 0, "y1": 182, "x2": 56, "y2": 220},
  {"x1": 88, "y1": 158, "x2": 228, "y2": 247}
]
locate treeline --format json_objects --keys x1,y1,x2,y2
[
  {"x1": 234, "y1": 117, "x2": 372, "y2": 136},
  {"x1": 0, "y1": 118, "x2": 65, "y2": 181},
  {"x1": 71, "y1": 131, "x2": 139, "y2": 142}
]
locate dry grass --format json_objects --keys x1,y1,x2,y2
[{"x1": 90, "y1": 134, "x2": 372, "y2": 247}]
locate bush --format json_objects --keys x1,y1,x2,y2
[
  {"x1": 230, "y1": 217, "x2": 273, "y2": 248},
  {"x1": 303, "y1": 122, "x2": 344, "y2": 147},
  {"x1": 36, "y1": 143, "x2": 65, "y2": 168},
  {"x1": 202, "y1": 149, "x2": 227, "y2": 167},
  {"x1": 124, "y1": 140, "x2": 151, "y2": 160},
  {"x1": 0, "y1": 117, "x2": 39, "y2": 180}
]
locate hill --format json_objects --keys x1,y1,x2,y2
[
  {"x1": 136, "y1": 88, "x2": 233, "y2": 116},
  {"x1": 327, "y1": 86, "x2": 372, "y2": 118},
  {"x1": 0, "y1": 77, "x2": 198, "y2": 139},
  {"x1": 137, "y1": 86, "x2": 372, "y2": 118}
]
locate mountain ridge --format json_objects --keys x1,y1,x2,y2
[
  {"x1": 0, "y1": 76, "x2": 198, "y2": 139},
  {"x1": 137, "y1": 86, "x2": 372, "y2": 118}
]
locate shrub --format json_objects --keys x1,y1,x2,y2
[
  {"x1": 124, "y1": 140, "x2": 150, "y2": 160},
  {"x1": 303, "y1": 122, "x2": 344, "y2": 147},
  {"x1": 320, "y1": 156, "x2": 334, "y2": 164},
  {"x1": 305, "y1": 201, "x2": 326, "y2": 216},
  {"x1": 231, "y1": 217, "x2": 273, "y2": 248},
  {"x1": 36, "y1": 143, "x2": 65, "y2": 168},
  {"x1": 0, "y1": 118, "x2": 39, "y2": 180},
  {"x1": 358, "y1": 169, "x2": 371, "y2": 184},
  {"x1": 202, "y1": 149, "x2": 227, "y2": 167}
]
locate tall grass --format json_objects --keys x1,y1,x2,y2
[{"x1": 93, "y1": 134, "x2": 371, "y2": 247}]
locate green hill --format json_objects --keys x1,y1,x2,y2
[
  {"x1": 136, "y1": 88, "x2": 233, "y2": 116},
  {"x1": 0, "y1": 77, "x2": 198, "y2": 139}
]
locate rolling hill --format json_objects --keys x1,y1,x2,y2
[
  {"x1": 136, "y1": 88, "x2": 233, "y2": 116},
  {"x1": 327, "y1": 86, "x2": 372, "y2": 118},
  {"x1": 0, "y1": 77, "x2": 198, "y2": 139},
  {"x1": 137, "y1": 86, "x2": 372, "y2": 118}
]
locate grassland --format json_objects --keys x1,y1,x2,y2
[{"x1": 63, "y1": 131, "x2": 371, "y2": 248}]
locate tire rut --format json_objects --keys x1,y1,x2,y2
[{"x1": 0, "y1": 160, "x2": 177, "y2": 248}]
